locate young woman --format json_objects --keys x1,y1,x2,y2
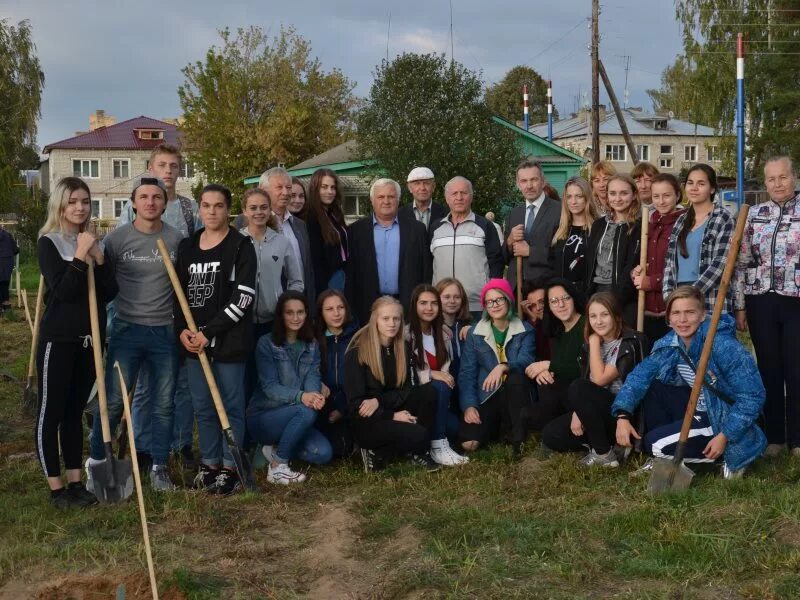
[
  {"x1": 36, "y1": 177, "x2": 118, "y2": 508},
  {"x1": 344, "y1": 296, "x2": 440, "y2": 472},
  {"x1": 585, "y1": 174, "x2": 642, "y2": 326},
  {"x1": 306, "y1": 168, "x2": 349, "y2": 292},
  {"x1": 540, "y1": 292, "x2": 645, "y2": 466},
  {"x1": 550, "y1": 176, "x2": 598, "y2": 295},
  {"x1": 314, "y1": 289, "x2": 358, "y2": 458},
  {"x1": 525, "y1": 279, "x2": 586, "y2": 431},
  {"x1": 248, "y1": 291, "x2": 332, "y2": 485},
  {"x1": 590, "y1": 160, "x2": 617, "y2": 215},
  {"x1": 613, "y1": 286, "x2": 766, "y2": 478},
  {"x1": 663, "y1": 164, "x2": 734, "y2": 314},
  {"x1": 406, "y1": 284, "x2": 468, "y2": 466},
  {"x1": 631, "y1": 174, "x2": 686, "y2": 341},
  {"x1": 240, "y1": 188, "x2": 304, "y2": 340},
  {"x1": 289, "y1": 177, "x2": 307, "y2": 220},
  {"x1": 435, "y1": 277, "x2": 472, "y2": 379},
  {"x1": 521, "y1": 279, "x2": 551, "y2": 360},
  {"x1": 458, "y1": 279, "x2": 535, "y2": 457}
]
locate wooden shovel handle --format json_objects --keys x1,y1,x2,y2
[
  {"x1": 516, "y1": 255, "x2": 523, "y2": 315},
  {"x1": 636, "y1": 205, "x2": 650, "y2": 332},
  {"x1": 156, "y1": 238, "x2": 232, "y2": 431},
  {"x1": 676, "y1": 205, "x2": 750, "y2": 446},
  {"x1": 87, "y1": 264, "x2": 113, "y2": 444},
  {"x1": 26, "y1": 275, "x2": 45, "y2": 378}
]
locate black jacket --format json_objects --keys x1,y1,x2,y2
[
  {"x1": 578, "y1": 329, "x2": 648, "y2": 382},
  {"x1": 549, "y1": 228, "x2": 591, "y2": 296},
  {"x1": 398, "y1": 201, "x2": 448, "y2": 233},
  {"x1": 502, "y1": 197, "x2": 561, "y2": 290},
  {"x1": 585, "y1": 217, "x2": 641, "y2": 309},
  {"x1": 344, "y1": 344, "x2": 412, "y2": 419},
  {"x1": 306, "y1": 209, "x2": 349, "y2": 294},
  {"x1": 37, "y1": 235, "x2": 118, "y2": 344},
  {"x1": 175, "y1": 227, "x2": 257, "y2": 362},
  {"x1": 344, "y1": 214, "x2": 432, "y2": 325}
]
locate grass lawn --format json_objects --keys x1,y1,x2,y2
[{"x1": 1, "y1": 296, "x2": 798, "y2": 599}]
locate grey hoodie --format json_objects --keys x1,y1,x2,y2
[{"x1": 240, "y1": 226, "x2": 303, "y2": 323}]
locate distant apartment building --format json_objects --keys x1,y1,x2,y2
[
  {"x1": 530, "y1": 106, "x2": 725, "y2": 175},
  {"x1": 41, "y1": 111, "x2": 198, "y2": 222}
]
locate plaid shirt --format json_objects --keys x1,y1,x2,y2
[{"x1": 662, "y1": 203, "x2": 735, "y2": 314}]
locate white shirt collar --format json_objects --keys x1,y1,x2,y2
[{"x1": 526, "y1": 192, "x2": 546, "y2": 210}]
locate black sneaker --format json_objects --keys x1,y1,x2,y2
[
  {"x1": 511, "y1": 442, "x2": 524, "y2": 460},
  {"x1": 50, "y1": 489, "x2": 80, "y2": 510},
  {"x1": 136, "y1": 451, "x2": 153, "y2": 474},
  {"x1": 214, "y1": 468, "x2": 243, "y2": 496},
  {"x1": 360, "y1": 448, "x2": 385, "y2": 473},
  {"x1": 194, "y1": 463, "x2": 219, "y2": 492},
  {"x1": 410, "y1": 452, "x2": 442, "y2": 472},
  {"x1": 179, "y1": 445, "x2": 197, "y2": 470},
  {"x1": 67, "y1": 482, "x2": 99, "y2": 507}
]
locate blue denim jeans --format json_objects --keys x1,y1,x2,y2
[
  {"x1": 246, "y1": 403, "x2": 332, "y2": 464},
  {"x1": 186, "y1": 358, "x2": 245, "y2": 469},
  {"x1": 132, "y1": 362, "x2": 194, "y2": 453},
  {"x1": 90, "y1": 319, "x2": 178, "y2": 465},
  {"x1": 430, "y1": 380, "x2": 459, "y2": 441}
]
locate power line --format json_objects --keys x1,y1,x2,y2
[{"x1": 526, "y1": 19, "x2": 586, "y2": 65}]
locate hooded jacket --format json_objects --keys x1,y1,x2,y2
[
  {"x1": 611, "y1": 315, "x2": 766, "y2": 471},
  {"x1": 320, "y1": 320, "x2": 359, "y2": 415},
  {"x1": 240, "y1": 226, "x2": 303, "y2": 324},
  {"x1": 585, "y1": 216, "x2": 641, "y2": 309}
]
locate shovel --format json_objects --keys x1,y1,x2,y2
[
  {"x1": 636, "y1": 204, "x2": 650, "y2": 333},
  {"x1": 516, "y1": 255, "x2": 524, "y2": 315},
  {"x1": 87, "y1": 262, "x2": 133, "y2": 503},
  {"x1": 22, "y1": 276, "x2": 45, "y2": 415},
  {"x1": 648, "y1": 204, "x2": 750, "y2": 494},
  {"x1": 156, "y1": 238, "x2": 252, "y2": 491}
]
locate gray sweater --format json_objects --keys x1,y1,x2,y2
[{"x1": 240, "y1": 226, "x2": 303, "y2": 324}]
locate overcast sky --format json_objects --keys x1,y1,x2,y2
[{"x1": 4, "y1": 0, "x2": 683, "y2": 150}]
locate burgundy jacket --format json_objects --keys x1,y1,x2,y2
[{"x1": 641, "y1": 208, "x2": 685, "y2": 314}]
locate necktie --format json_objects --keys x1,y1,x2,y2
[{"x1": 525, "y1": 203, "x2": 536, "y2": 238}]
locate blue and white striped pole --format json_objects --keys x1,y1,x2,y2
[
  {"x1": 547, "y1": 80, "x2": 553, "y2": 142},
  {"x1": 736, "y1": 33, "x2": 745, "y2": 208},
  {"x1": 523, "y1": 84, "x2": 529, "y2": 131}
]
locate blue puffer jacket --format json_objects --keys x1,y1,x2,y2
[
  {"x1": 458, "y1": 317, "x2": 535, "y2": 411},
  {"x1": 249, "y1": 333, "x2": 322, "y2": 413},
  {"x1": 612, "y1": 315, "x2": 766, "y2": 470},
  {"x1": 320, "y1": 320, "x2": 359, "y2": 415}
]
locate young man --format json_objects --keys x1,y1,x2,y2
[
  {"x1": 175, "y1": 184, "x2": 256, "y2": 495},
  {"x1": 119, "y1": 144, "x2": 201, "y2": 469},
  {"x1": 87, "y1": 176, "x2": 184, "y2": 491}
]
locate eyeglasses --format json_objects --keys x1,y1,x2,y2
[
  {"x1": 549, "y1": 295, "x2": 573, "y2": 306},
  {"x1": 485, "y1": 297, "x2": 508, "y2": 308}
]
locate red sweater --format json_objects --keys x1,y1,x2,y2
[{"x1": 642, "y1": 208, "x2": 685, "y2": 314}]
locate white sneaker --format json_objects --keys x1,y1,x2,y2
[
  {"x1": 430, "y1": 439, "x2": 469, "y2": 466},
  {"x1": 261, "y1": 445, "x2": 276, "y2": 463},
  {"x1": 267, "y1": 462, "x2": 306, "y2": 485},
  {"x1": 722, "y1": 463, "x2": 746, "y2": 480}
]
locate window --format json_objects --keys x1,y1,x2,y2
[
  {"x1": 659, "y1": 158, "x2": 673, "y2": 169},
  {"x1": 113, "y1": 198, "x2": 127, "y2": 219},
  {"x1": 112, "y1": 159, "x2": 130, "y2": 179},
  {"x1": 707, "y1": 145, "x2": 720, "y2": 162},
  {"x1": 72, "y1": 159, "x2": 100, "y2": 178},
  {"x1": 684, "y1": 145, "x2": 698, "y2": 162},
  {"x1": 605, "y1": 144, "x2": 626, "y2": 162},
  {"x1": 180, "y1": 160, "x2": 196, "y2": 179},
  {"x1": 91, "y1": 198, "x2": 101, "y2": 219},
  {"x1": 636, "y1": 145, "x2": 650, "y2": 161},
  {"x1": 660, "y1": 144, "x2": 673, "y2": 155},
  {"x1": 343, "y1": 195, "x2": 367, "y2": 217}
]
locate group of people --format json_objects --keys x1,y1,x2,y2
[{"x1": 31, "y1": 141, "x2": 800, "y2": 508}]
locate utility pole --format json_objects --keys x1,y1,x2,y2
[
  {"x1": 591, "y1": 0, "x2": 600, "y2": 165},
  {"x1": 598, "y1": 60, "x2": 639, "y2": 166}
]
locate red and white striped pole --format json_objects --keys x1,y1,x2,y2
[
  {"x1": 547, "y1": 80, "x2": 553, "y2": 141},
  {"x1": 736, "y1": 33, "x2": 745, "y2": 209},
  {"x1": 523, "y1": 84, "x2": 529, "y2": 131}
]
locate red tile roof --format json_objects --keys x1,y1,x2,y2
[{"x1": 42, "y1": 116, "x2": 183, "y2": 154}]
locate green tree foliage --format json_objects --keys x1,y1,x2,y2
[
  {"x1": 178, "y1": 26, "x2": 358, "y2": 203},
  {"x1": 0, "y1": 19, "x2": 44, "y2": 211},
  {"x1": 356, "y1": 53, "x2": 523, "y2": 215},
  {"x1": 648, "y1": 1, "x2": 800, "y2": 177},
  {"x1": 485, "y1": 65, "x2": 558, "y2": 124}
]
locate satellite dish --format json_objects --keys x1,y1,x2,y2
[{"x1": 668, "y1": 111, "x2": 675, "y2": 119}]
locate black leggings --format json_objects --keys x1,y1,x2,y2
[
  {"x1": 34, "y1": 339, "x2": 95, "y2": 477},
  {"x1": 541, "y1": 378, "x2": 616, "y2": 455},
  {"x1": 351, "y1": 384, "x2": 436, "y2": 456},
  {"x1": 528, "y1": 379, "x2": 571, "y2": 431},
  {"x1": 459, "y1": 371, "x2": 529, "y2": 447}
]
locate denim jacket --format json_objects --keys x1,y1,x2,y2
[
  {"x1": 458, "y1": 317, "x2": 535, "y2": 410},
  {"x1": 611, "y1": 316, "x2": 766, "y2": 470},
  {"x1": 249, "y1": 333, "x2": 322, "y2": 413}
]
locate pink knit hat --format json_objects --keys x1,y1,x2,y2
[{"x1": 480, "y1": 278, "x2": 515, "y2": 308}]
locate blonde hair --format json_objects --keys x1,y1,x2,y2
[
  {"x1": 665, "y1": 285, "x2": 705, "y2": 316},
  {"x1": 39, "y1": 177, "x2": 92, "y2": 238},
  {"x1": 242, "y1": 188, "x2": 279, "y2": 231},
  {"x1": 607, "y1": 174, "x2": 642, "y2": 224},
  {"x1": 591, "y1": 160, "x2": 618, "y2": 180},
  {"x1": 553, "y1": 176, "x2": 598, "y2": 244},
  {"x1": 347, "y1": 296, "x2": 407, "y2": 387}
]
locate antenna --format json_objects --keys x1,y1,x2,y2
[
  {"x1": 449, "y1": 0, "x2": 454, "y2": 65},
  {"x1": 386, "y1": 13, "x2": 391, "y2": 63},
  {"x1": 617, "y1": 54, "x2": 631, "y2": 108}
]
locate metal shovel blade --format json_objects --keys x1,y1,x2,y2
[
  {"x1": 89, "y1": 456, "x2": 134, "y2": 504},
  {"x1": 224, "y1": 428, "x2": 255, "y2": 491},
  {"x1": 647, "y1": 456, "x2": 695, "y2": 494}
]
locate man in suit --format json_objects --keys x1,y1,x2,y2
[
  {"x1": 259, "y1": 166, "x2": 316, "y2": 305},
  {"x1": 345, "y1": 178, "x2": 432, "y2": 325},
  {"x1": 504, "y1": 160, "x2": 561, "y2": 293},
  {"x1": 398, "y1": 166, "x2": 447, "y2": 233}
]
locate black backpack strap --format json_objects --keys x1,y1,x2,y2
[{"x1": 676, "y1": 346, "x2": 735, "y2": 406}]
